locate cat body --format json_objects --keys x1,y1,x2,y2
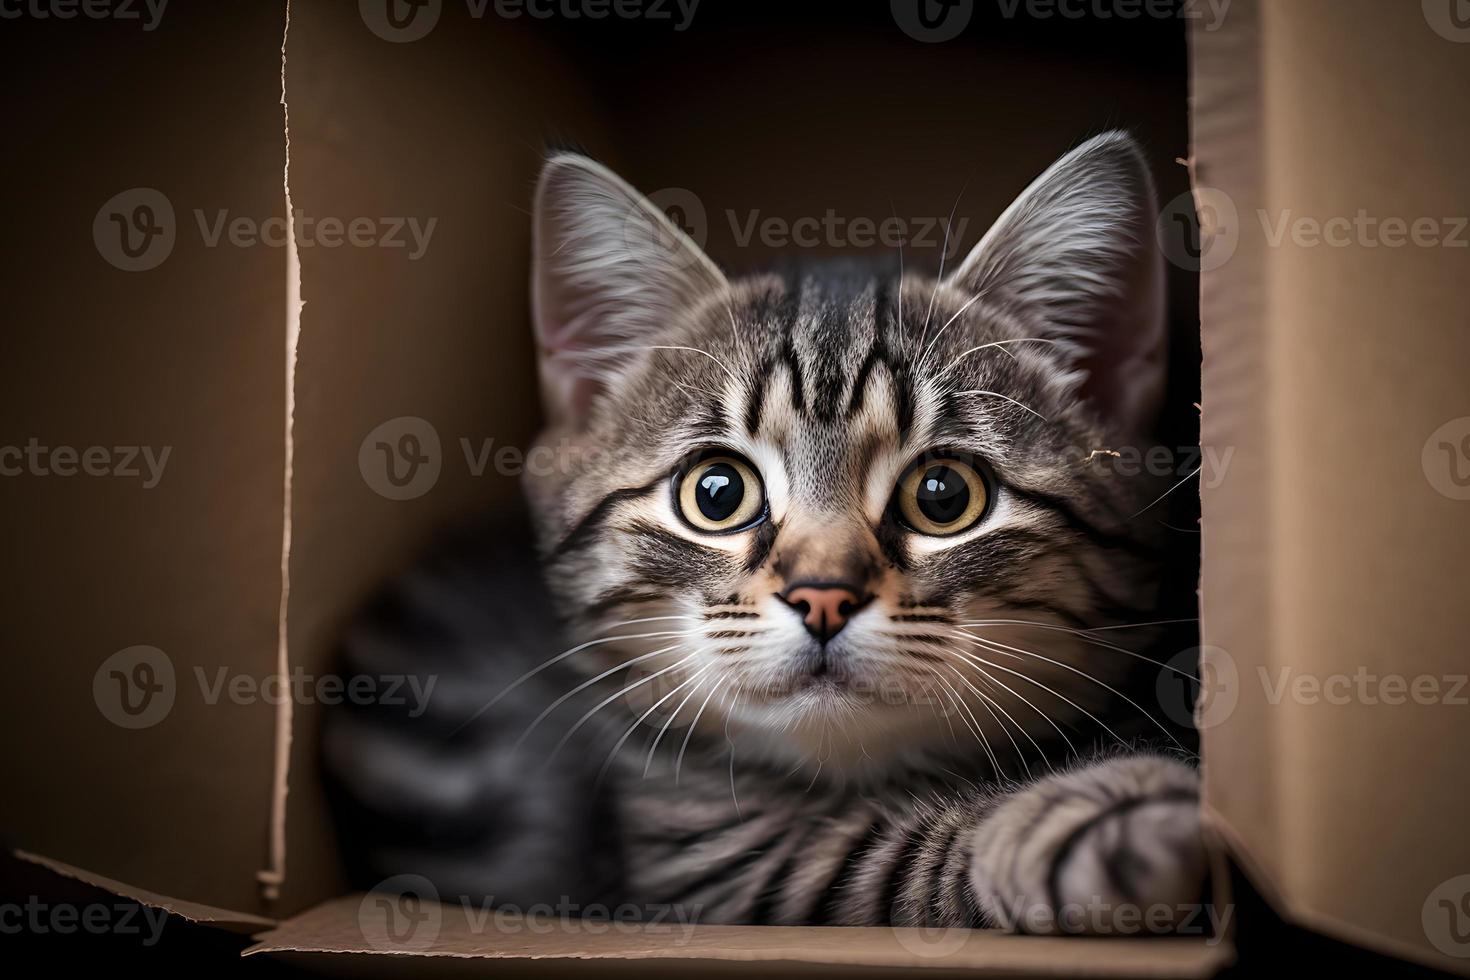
[{"x1": 325, "y1": 131, "x2": 1208, "y2": 934}]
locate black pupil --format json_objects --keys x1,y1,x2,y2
[
  {"x1": 696, "y1": 463, "x2": 745, "y2": 522},
  {"x1": 916, "y1": 465, "x2": 970, "y2": 525}
]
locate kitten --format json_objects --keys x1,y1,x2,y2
[{"x1": 324, "y1": 131, "x2": 1207, "y2": 934}]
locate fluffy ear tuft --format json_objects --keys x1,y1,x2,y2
[
  {"x1": 532, "y1": 154, "x2": 727, "y2": 429},
  {"x1": 947, "y1": 131, "x2": 1166, "y2": 434}
]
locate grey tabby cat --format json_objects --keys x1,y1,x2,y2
[{"x1": 325, "y1": 131, "x2": 1207, "y2": 935}]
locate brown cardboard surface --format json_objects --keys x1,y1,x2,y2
[
  {"x1": 1196, "y1": 1, "x2": 1470, "y2": 972},
  {"x1": 244, "y1": 895, "x2": 1231, "y2": 977},
  {"x1": 0, "y1": 4, "x2": 290, "y2": 915},
  {"x1": 13, "y1": 850, "x2": 275, "y2": 934},
  {"x1": 273, "y1": 2, "x2": 613, "y2": 913}
]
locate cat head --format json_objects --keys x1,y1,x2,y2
[{"x1": 524, "y1": 133, "x2": 1167, "y2": 772}]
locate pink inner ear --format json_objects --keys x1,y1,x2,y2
[
  {"x1": 538, "y1": 343, "x2": 603, "y2": 427},
  {"x1": 1075, "y1": 254, "x2": 1166, "y2": 436},
  {"x1": 534, "y1": 266, "x2": 611, "y2": 426}
]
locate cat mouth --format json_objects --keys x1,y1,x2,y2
[{"x1": 789, "y1": 654, "x2": 863, "y2": 696}]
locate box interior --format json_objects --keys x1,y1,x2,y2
[{"x1": 6, "y1": 0, "x2": 1469, "y2": 975}]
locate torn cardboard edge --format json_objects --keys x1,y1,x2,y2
[
  {"x1": 258, "y1": 0, "x2": 302, "y2": 906},
  {"x1": 241, "y1": 895, "x2": 1234, "y2": 976},
  {"x1": 12, "y1": 849, "x2": 276, "y2": 935}
]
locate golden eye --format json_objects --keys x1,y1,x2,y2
[
  {"x1": 896, "y1": 456, "x2": 989, "y2": 536},
  {"x1": 676, "y1": 454, "x2": 766, "y2": 533}
]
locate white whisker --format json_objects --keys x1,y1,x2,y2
[
  {"x1": 546, "y1": 650, "x2": 702, "y2": 763},
  {"x1": 675, "y1": 674, "x2": 725, "y2": 785},
  {"x1": 951, "y1": 389, "x2": 1050, "y2": 422},
  {"x1": 451, "y1": 619, "x2": 698, "y2": 735},
  {"x1": 918, "y1": 288, "x2": 985, "y2": 368},
  {"x1": 517, "y1": 642, "x2": 687, "y2": 751},
  {"x1": 953, "y1": 629, "x2": 1186, "y2": 751},
  {"x1": 936, "y1": 337, "x2": 1066, "y2": 378},
  {"x1": 947, "y1": 637, "x2": 1127, "y2": 754},
  {"x1": 640, "y1": 344, "x2": 741, "y2": 386},
  {"x1": 938, "y1": 663, "x2": 1034, "y2": 779},
  {"x1": 1127, "y1": 465, "x2": 1202, "y2": 520},
  {"x1": 931, "y1": 673, "x2": 1001, "y2": 776},
  {"x1": 958, "y1": 619, "x2": 1198, "y2": 680},
  {"x1": 644, "y1": 670, "x2": 712, "y2": 778},
  {"x1": 917, "y1": 188, "x2": 965, "y2": 351},
  {"x1": 599, "y1": 660, "x2": 714, "y2": 786}
]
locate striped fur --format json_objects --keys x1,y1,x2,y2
[{"x1": 325, "y1": 133, "x2": 1207, "y2": 935}]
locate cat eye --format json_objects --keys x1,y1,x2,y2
[
  {"x1": 675, "y1": 453, "x2": 766, "y2": 533},
  {"x1": 893, "y1": 454, "x2": 990, "y2": 536}
]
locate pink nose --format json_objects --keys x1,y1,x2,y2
[{"x1": 780, "y1": 584, "x2": 869, "y2": 643}]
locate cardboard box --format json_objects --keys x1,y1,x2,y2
[{"x1": 2, "y1": 0, "x2": 1466, "y2": 974}]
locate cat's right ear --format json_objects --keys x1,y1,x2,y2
[{"x1": 532, "y1": 154, "x2": 728, "y2": 429}]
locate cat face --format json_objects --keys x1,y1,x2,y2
[{"x1": 525, "y1": 134, "x2": 1168, "y2": 770}]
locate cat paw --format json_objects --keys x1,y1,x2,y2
[
  {"x1": 969, "y1": 755, "x2": 1208, "y2": 936},
  {"x1": 1049, "y1": 794, "x2": 1208, "y2": 932}
]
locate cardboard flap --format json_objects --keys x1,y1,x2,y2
[
  {"x1": 0, "y1": 2, "x2": 292, "y2": 916},
  {"x1": 244, "y1": 895, "x2": 1231, "y2": 977},
  {"x1": 12, "y1": 850, "x2": 275, "y2": 935},
  {"x1": 1195, "y1": 1, "x2": 1470, "y2": 972}
]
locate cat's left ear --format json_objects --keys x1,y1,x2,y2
[
  {"x1": 532, "y1": 154, "x2": 729, "y2": 430},
  {"x1": 945, "y1": 131, "x2": 1165, "y2": 434}
]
